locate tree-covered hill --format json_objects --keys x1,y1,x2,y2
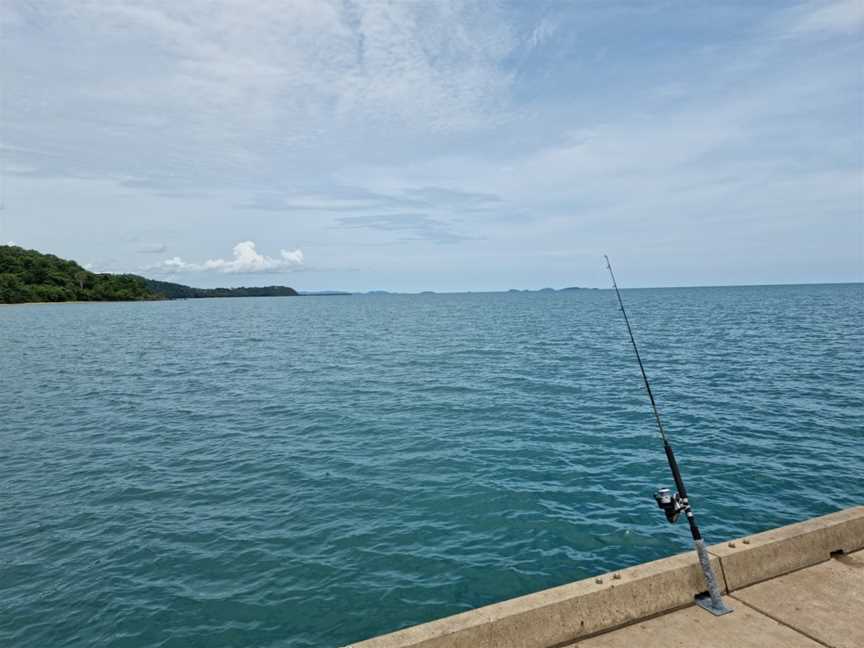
[
  {"x1": 0, "y1": 246, "x2": 299, "y2": 304},
  {"x1": 140, "y1": 277, "x2": 298, "y2": 299},
  {"x1": 0, "y1": 245, "x2": 158, "y2": 303}
]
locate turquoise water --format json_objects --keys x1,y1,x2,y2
[{"x1": 2, "y1": 284, "x2": 862, "y2": 647}]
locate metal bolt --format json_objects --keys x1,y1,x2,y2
[
  {"x1": 742, "y1": 539, "x2": 751, "y2": 545},
  {"x1": 595, "y1": 578, "x2": 603, "y2": 585},
  {"x1": 613, "y1": 573, "x2": 621, "y2": 580},
  {"x1": 728, "y1": 542, "x2": 737, "y2": 548}
]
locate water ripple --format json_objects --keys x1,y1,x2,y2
[{"x1": 1, "y1": 284, "x2": 862, "y2": 647}]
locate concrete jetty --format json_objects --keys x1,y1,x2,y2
[{"x1": 346, "y1": 506, "x2": 864, "y2": 648}]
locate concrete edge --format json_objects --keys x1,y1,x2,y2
[
  {"x1": 346, "y1": 550, "x2": 724, "y2": 648},
  {"x1": 707, "y1": 505, "x2": 864, "y2": 591},
  {"x1": 344, "y1": 505, "x2": 864, "y2": 648}
]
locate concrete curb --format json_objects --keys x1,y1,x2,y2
[
  {"x1": 707, "y1": 505, "x2": 864, "y2": 591},
  {"x1": 345, "y1": 506, "x2": 864, "y2": 648}
]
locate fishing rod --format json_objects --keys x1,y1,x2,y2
[{"x1": 604, "y1": 255, "x2": 732, "y2": 616}]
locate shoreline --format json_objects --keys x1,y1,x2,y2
[{"x1": 0, "y1": 299, "x2": 166, "y2": 306}]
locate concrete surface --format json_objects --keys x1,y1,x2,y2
[
  {"x1": 569, "y1": 600, "x2": 826, "y2": 648},
  {"x1": 731, "y1": 550, "x2": 864, "y2": 648},
  {"x1": 345, "y1": 506, "x2": 864, "y2": 648},
  {"x1": 569, "y1": 550, "x2": 863, "y2": 647}
]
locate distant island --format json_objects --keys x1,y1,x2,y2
[
  {"x1": 0, "y1": 245, "x2": 298, "y2": 304},
  {"x1": 507, "y1": 286, "x2": 593, "y2": 293}
]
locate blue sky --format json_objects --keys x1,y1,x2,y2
[{"x1": 1, "y1": 1, "x2": 862, "y2": 290}]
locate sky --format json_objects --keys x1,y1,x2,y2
[{"x1": 1, "y1": 1, "x2": 862, "y2": 291}]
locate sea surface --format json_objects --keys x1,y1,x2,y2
[{"x1": 2, "y1": 284, "x2": 862, "y2": 648}]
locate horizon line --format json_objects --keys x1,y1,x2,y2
[{"x1": 295, "y1": 280, "x2": 863, "y2": 295}]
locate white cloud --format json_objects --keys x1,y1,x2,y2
[
  {"x1": 152, "y1": 256, "x2": 191, "y2": 273},
  {"x1": 150, "y1": 241, "x2": 304, "y2": 274}
]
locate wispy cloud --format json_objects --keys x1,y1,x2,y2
[
  {"x1": 2, "y1": 0, "x2": 517, "y2": 190},
  {"x1": 3, "y1": 1, "x2": 861, "y2": 289},
  {"x1": 782, "y1": 0, "x2": 864, "y2": 36},
  {"x1": 402, "y1": 187, "x2": 501, "y2": 210},
  {"x1": 237, "y1": 185, "x2": 501, "y2": 213},
  {"x1": 148, "y1": 241, "x2": 304, "y2": 274},
  {"x1": 136, "y1": 243, "x2": 168, "y2": 254},
  {"x1": 525, "y1": 15, "x2": 559, "y2": 51},
  {"x1": 335, "y1": 214, "x2": 472, "y2": 245}
]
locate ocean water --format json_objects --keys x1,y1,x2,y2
[{"x1": 1, "y1": 284, "x2": 862, "y2": 648}]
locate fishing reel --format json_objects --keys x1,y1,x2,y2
[{"x1": 654, "y1": 488, "x2": 684, "y2": 524}]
